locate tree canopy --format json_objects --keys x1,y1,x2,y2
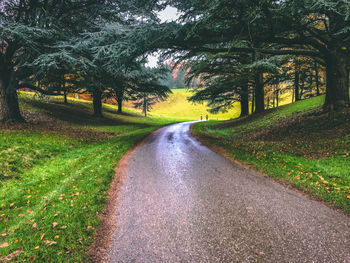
[{"x1": 1, "y1": 0, "x2": 349, "y2": 122}]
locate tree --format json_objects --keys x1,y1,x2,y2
[
  {"x1": 121, "y1": 0, "x2": 349, "y2": 110},
  {"x1": 0, "y1": 0, "x2": 163, "y2": 122},
  {"x1": 132, "y1": 67, "x2": 172, "y2": 116}
]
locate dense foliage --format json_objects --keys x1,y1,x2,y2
[{"x1": 1, "y1": 0, "x2": 349, "y2": 121}]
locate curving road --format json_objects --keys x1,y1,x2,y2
[{"x1": 108, "y1": 122, "x2": 350, "y2": 263}]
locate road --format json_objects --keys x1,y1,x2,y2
[{"x1": 108, "y1": 121, "x2": 350, "y2": 263}]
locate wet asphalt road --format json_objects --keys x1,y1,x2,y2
[{"x1": 108, "y1": 121, "x2": 350, "y2": 263}]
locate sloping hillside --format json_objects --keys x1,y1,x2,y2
[
  {"x1": 0, "y1": 94, "x2": 179, "y2": 262},
  {"x1": 150, "y1": 89, "x2": 241, "y2": 120},
  {"x1": 192, "y1": 95, "x2": 350, "y2": 213}
]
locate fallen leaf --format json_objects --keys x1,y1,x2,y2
[
  {"x1": 44, "y1": 240, "x2": 57, "y2": 246},
  {"x1": 52, "y1": 222, "x2": 58, "y2": 228},
  {"x1": 0, "y1": 248, "x2": 23, "y2": 262},
  {"x1": 18, "y1": 214, "x2": 24, "y2": 217},
  {"x1": 0, "y1": 242, "x2": 9, "y2": 248},
  {"x1": 40, "y1": 233, "x2": 45, "y2": 240},
  {"x1": 32, "y1": 223, "x2": 37, "y2": 228}
]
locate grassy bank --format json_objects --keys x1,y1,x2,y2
[
  {"x1": 192, "y1": 96, "x2": 350, "y2": 213},
  {"x1": 0, "y1": 94, "x2": 179, "y2": 262}
]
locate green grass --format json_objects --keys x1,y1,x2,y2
[
  {"x1": 0, "y1": 94, "x2": 180, "y2": 262},
  {"x1": 192, "y1": 95, "x2": 350, "y2": 213},
  {"x1": 149, "y1": 88, "x2": 295, "y2": 120},
  {"x1": 149, "y1": 89, "x2": 241, "y2": 120}
]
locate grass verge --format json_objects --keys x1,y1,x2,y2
[
  {"x1": 191, "y1": 95, "x2": 350, "y2": 214},
  {"x1": 0, "y1": 94, "x2": 180, "y2": 262}
]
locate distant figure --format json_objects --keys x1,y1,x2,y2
[
  {"x1": 206, "y1": 115, "x2": 208, "y2": 121},
  {"x1": 200, "y1": 114, "x2": 203, "y2": 121}
]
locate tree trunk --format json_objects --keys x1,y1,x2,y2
[
  {"x1": 294, "y1": 62, "x2": 300, "y2": 102},
  {"x1": 315, "y1": 62, "x2": 320, "y2": 96},
  {"x1": 117, "y1": 99, "x2": 123, "y2": 114},
  {"x1": 254, "y1": 72, "x2": 265, "y2": 113},
  {"x1": 143, "y1": 93, "x2": 147, "y2": 117},
  {"x1": 116, "y1": 87, "x2": 124, "y2": 114},
  {"x1": 300, "y1": 75, "x2": 305, "y2": 100},
  {"x1": 240, "y1": 83, "x2": 249, "y2": 117},
  {"x1": 92, "y1": 88, "x2": 103, "y2": 117},
  {"x1": 325, "y1": 48, "x2": 350, "y2": 110},
  {"x1": 275, "y1": 86, "x2": 279, "y2": 107},
  {"x1": 251, "y1": 87, "x2": 255, "y2": 114},
  {"x1": 64, "y1": 90, "x2": 68, "y2": 104},
  {"x1": 0, "y1": 73, "x2": 24, "y2": 123}
]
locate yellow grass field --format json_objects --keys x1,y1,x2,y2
[
  {"x1": 150, "y1": 89, "x2": 241, "y2": 120},
  {"x1": 149, "y1": 88, "x2": 294, "y2": 120}
]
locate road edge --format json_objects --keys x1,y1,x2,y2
[
  {"x1": 189, "y1": 123, "x2": 349, "y2": 216},
  {"x1": 88, "y1": 129, "x2": 160, "y2": 263}
]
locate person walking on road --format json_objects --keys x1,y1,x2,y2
[{"x1": 200, "y1": 114, "x2": 203, "y2": 121}]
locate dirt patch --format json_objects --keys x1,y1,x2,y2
[{"x1": 88, "y1": 131, "x2": 156, "y2": 263}]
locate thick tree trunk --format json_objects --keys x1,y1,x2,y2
[
  {"x1": 325, "y1": 48, "x2": 350, "y2": 110},
  {"x1": 92, "y1": 88, "x2": 103, "y2": 117},
  {"x1": 0, "y1": 73, "x2": 24, "y2": 123},
  {"x1": 254, "y1": 72, "x2": 265, "y2": 113},
  {"x1": 315, "y1": 62, "x2": 320, "y2": 96},
  {"x1": 240, "y1": 84, "x2": 249, "y2": 117},
  {"x1": 115, "y1": 87, "x2": 124, "y2": 114},
  {"x1": 117, "y1": 99, "x2": 123, "y2": 114}
]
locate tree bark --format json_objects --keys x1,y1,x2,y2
[
  {"x1": 325, "y1": 47, "x2": 350, "y2": 110},
  {"x1": 294, "y1": 62, "x2": 300, "y2": 102},
  {"x1": 0, "y1": 72, "x2": 24, "y2": 123},
  {"x1": 116, "y1": 88, "x2": 124, "y2": 114},
  {"x1": 251, "y1": 86, "x2": 255, "y2": 114},
  {"x1": 143, "y1": 93, "x2": 147, "y2": 117},
  {"x1": 117, "y1": 98, "x2": 123, "y2": 114},
  {"x1": 92, "y1": 88, "x2": 103, "y2": 117},
  {"x1": 254, "y1": 72, "x2": 265, "y2": 113},
  {"x1": 315, "y1": 62, "x2": 320, "y2": 96},
  {"x1": 240, "y1": 83, "x2": 249, "y2": 117},
  {"x1": 64, "y1": 90, "x2": 68, "y2": 104},
  {"x1": 300, "y1": 74, "x2": 305, "y2": 99}
]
